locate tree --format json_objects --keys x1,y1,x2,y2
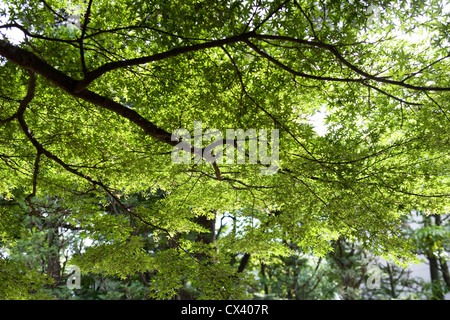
[{"x1": 1, "y1": 0, "x2": 450, "y2": 299}]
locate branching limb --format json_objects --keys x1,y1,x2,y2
[
  {"x1": 0, "y1": 114, "x2": 17, "y2": 126},
  {"x1": 250, "y1": 34, "x2": 450, "y2": 92},
  {"x1": 0, "y1": 23, "x2": 77, "y2": 44}
]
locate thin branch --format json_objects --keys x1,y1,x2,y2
[
  {"x1": 13, "y1": 71, "x2": 40, "y2": 204},
  {"x1": 84, "y1": 25, "x2": 210, "y2": 42},
  {"x1": 74, "y1": 32, "x2": 257, "y2": 92},
  {"x1": 0, "y1": 114, "x2": 17, "y2": 126},
  {"x1": 81, "y1": 0, "x2": 93, "y2": 36},
  {"x1": 424, "y1": 92, "x2": 450, "y2": 123},
  {"x1": 252, "y1": 0, "x2": 291, "y2": 32},
  {"x1": 362, "y1": 83, "x2": 423, "y2": 106},
  {"x1": 252, "y1": 34, "x2": 450, "y2": 91},
  {"x1": 0, "y1": 23, "x2": 77, "y2": 44},
  {"x1": 325, "y1": 43, "x2": 450, "y2": 92},
  {"x1": 187, "y1": 169, "x2": 276, "y2": 190},
  {"x1": 40, "y1": 0, "x2": 66, "y2": 22},
  {"x1": 377, "y1": 178, "x2": 450, "y2": 198},
  {"x1": 29, "y1": 150, "x2": 41, "y2": 198},
  {"x1": 291, "y1": 176, "x2": 328, "y2": 207},
  {"x1": 0, "y1": 154, "x2": 30, "y2": 176},
  {"x1": 222, "y1": 45, "x2": 331, "y2": 165},
  {"x1": 242, "y1": 5, "x2": 260, "y2": 33},
  {"x1": 401, "y1": 53, "x2": 450, "y2": 83}
]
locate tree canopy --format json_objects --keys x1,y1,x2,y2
[{"x1": 1, "y1": 0, "x2": 450, "y2": 299}]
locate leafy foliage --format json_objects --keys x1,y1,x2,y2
[{"x1": 1, "y1": 0, "x2": 450, "y2": 299}]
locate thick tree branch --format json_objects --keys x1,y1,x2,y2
[
  {"x1": 0, "y1": 40, "x2": 226, "y2": 182},
  {"x1": 3, "y1": 26, "x2": 449, "y2": 94},
  {"x1": 1, "y1": 31, "x2": 449, "y2": 189}
]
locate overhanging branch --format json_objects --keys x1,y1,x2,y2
[{"x1": 74, "y1": 31, "x2": 257, "y2": 92}]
